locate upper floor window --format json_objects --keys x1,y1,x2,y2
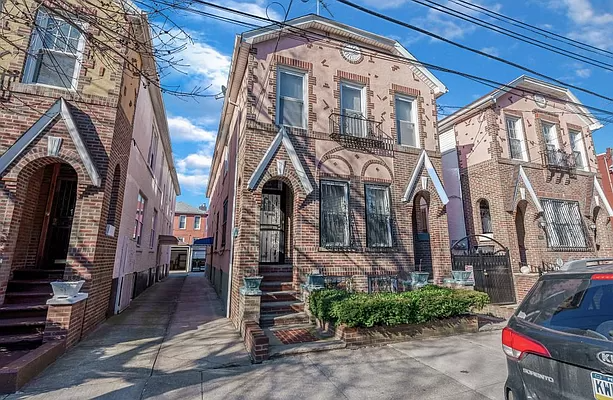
[
  {"x1": 194, "y1": 215, "x2": 201, "y2": 230},
  {"x1": 179, "y1": 215, "x2": 186, "y2": 229},
  {"x1": 395, "y1": 96, "x2": 418, "y2": 147},
  {"x1": 340, "y1": 82, "x2": 366, "y2": 137},
  {"x1": 222, "y1": 198, "x2": 228, "y2": 248},
  {"x1": 277, "y1": 68, "x2": 306, "y2": 128},
  {"x1": 541, "y1": 122, "x2": 559, "y2": 151},
  {"x1": 505, "y1": 117, "x2": 527, "y2": 161},
  {"x1": 148, "y1": 127, "x2": 158, "y2": 171},
  {"x1": 133, "y1": 192, "x2": 146, "y2": 245},
  {"x1": 569, "y1": 129, "x2": 587, "y2": 170},
  {"x1": 150, "y1": 209, "x2": 158, "y2": 249},
  {"x1": 365, "y1": 184, "x2": 392, "y2": 248},
  {"x1": 320, "y1": 180, "x2": 350, "y2": 248},
  {"x1": 23, "y1": 8, "x2": 85, "y2": 89}
]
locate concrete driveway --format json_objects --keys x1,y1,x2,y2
[{"x1": 2, "y1": 273, "x2": 507, "y2": 400}]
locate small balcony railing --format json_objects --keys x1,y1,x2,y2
[
  {"x1": 329, "y1": 112, "x2": 394, "y2": 151},
  {"x1": 542, "y1": 148, "x2": 577, "y2": 171}
]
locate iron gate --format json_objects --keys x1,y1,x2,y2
[{"x1": 451, "y1": 235, "x2": 516, "y2": 304}]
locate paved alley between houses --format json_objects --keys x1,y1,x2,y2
[{"x1": 2, "y1": 273, "x2": 507, "y2": 400}]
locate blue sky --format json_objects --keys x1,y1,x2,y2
[{"x1": 159, "y1": 0, "x2": 613, "y2": 208}]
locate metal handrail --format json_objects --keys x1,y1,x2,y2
[
  {"x1": 328, "y1": 113, "x2": 394, "y2": 151},
  {"x1": 542, "y1": 148, "x2": 577, "y2": 170}
]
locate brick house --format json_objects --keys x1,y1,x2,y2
[
  {"x1": 172, "y1": 202, "x2": 208, "y2": 245},
  {"x1": 206, "y1": 15, "x2": 452, "y2": 328},
  {"x1": 0, "y1": 0, "x2": 169, "y2": 388},
  {"x1": 439, "y1": 75, "x2": 613, "y2": 303}
]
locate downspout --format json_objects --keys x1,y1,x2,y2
[{"x1": 226, "y1": 122, "x2": 240, "y2": 318}]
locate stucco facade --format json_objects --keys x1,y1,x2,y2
[
  {"x1": 207, "y1": 16, "x2": 452, "y2": 327},
  {"x1": 440, "y1": 76, "x2": 613, "y2": 302},
  {"x1": 111, "y1": 77, "x2": 180, "y2": 314}
]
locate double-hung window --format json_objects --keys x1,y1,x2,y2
[
  {"x1": 23, "y1": 8, "x2": 85, "y2": 89},
  {"x1": 569, "y1": 129, "x2": 587, "y2": 170},
  {"x1": 148, "y1": 128, "x2": 158, "y2": 171},
  {"x1": 340, "y1": 82, "x2": 366, "y2": 137},
  {"x1": 277, "y1": 68, "x2": 306, "y2": 128},
  {"x1": 395, "y1": 96, "x2": 418, "y2": 147},
  {"x1": 320, "y1": 181, "x2": 350, "y2": 247},
  {"x1": 194, "y1": 216, "x2": 201, "y2": 230},
  {"x1": 133, "y1": 192, "x2": 146, "y2": 245},
  {"x1": 541, "y1": 199, "x2": 587, "y2": 249},
  {"x1": 505, "y1": 117, "x2": 527, "y2": 161},
  {"x1": 150, "y1": 209, "x2": 157, "y2": 249},
  {"x1": 179, "y1": 215, "x2": 186, "y2": 229},
  {"x1": 365, "y1": 185, "x2": 392, "y2": 247},
  {"x1": 542, "y1": 122, "x2": 559, "y2": 151},
  {"x1": 222, "y1": 198, "x2": 228, "y2": 248}
]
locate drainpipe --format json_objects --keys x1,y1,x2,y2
[{"x1": 226, "y1": 133, "x2": 240, "y2": 318}]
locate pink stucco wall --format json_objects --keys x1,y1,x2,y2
[{"x1": 113, "y1": 78, "x2": 177, "y2": 281}]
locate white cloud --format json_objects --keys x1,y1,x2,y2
[
  {"x1": 168, "y1": 116, "x2": 217, "y2": 143},
  {"x1": 545, "y1": 0, "x2": 613, "y2": 50},
  {"x1": 179, "y1": 41, "x2": 231, "y2": 92},
  {"x1": 176, "y1": 152, "x2": 213, "y2": 173},
  {"x1": 177, "y1": 173, "x2": 209, "y2": 195},
  {"x1": 192, "y1": 0, "x2": 282, "y2": 25},
  {"x1": 480, "y1": 46, "x2": 500, "y2": 57},
  {"x1": 575, "y1": 68, "x2": 591, "y2": 78}
]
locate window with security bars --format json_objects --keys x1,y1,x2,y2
[
  {"x1": 365, "y1": 185, "x2": 392, "y2": 247},
  {"x1": 395, "y1": 96, "x2": 417, "y2": 147},
  {"x1": 541, "y1": 199, "x2": 588, "y2": 249},
  {"x1": 277, "y1": 68, "x2": 306, "y2": 128},
  {"x1": 320, "y1": 181, "x2": 350, "y2": 247},
  {"x1": 23, "y1": 8, "x2": 84, "y2": 89},
  {"x1": 569, "y1": 129, "x2": 586, "y2": 170},
  {"x1": 505, "y1": 117, "x2": 526, "y2": 160}
]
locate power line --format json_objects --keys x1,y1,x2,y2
[
  {"x1": 335, "y1": 0, "x2": 613, "y2": 103},
  {"x1": 446, "y1": 0, "x2": 613, "y2": 59},
  {"x1": 407, "y1": 0, "x2": 613, "y2": 72}
]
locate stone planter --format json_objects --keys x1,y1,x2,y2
[
  {"x1": 451, "y1": 270, "x2": 473, "y2": 285},
  {"x1": 410, "y1": 272, "x2": 429, "y2": 289},
  {"x1": 50, "y1": 280, "x2": 85, "y2": 299},
  {"x1": 242, "y1": 276, "x2": 263, "y2": 295}
]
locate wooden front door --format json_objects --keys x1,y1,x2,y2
[
  {"x1": 42, "y1": 172, "x2": 78, "y2": 268},
  {"x1": 260, "y1": 193, "x2": 285, "y2": 263}
]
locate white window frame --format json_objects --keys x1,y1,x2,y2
[
  {"x1": 568, "y1": 129, "x2": 588, "y2": 171},
  {"x1": 541, "y1": 121, "x2": 559, "y2": 151},
  {"x1": 276, "y1": 67, "x2": 307, "y2": 128},
  {"x1": 179, "y1": 215, "x2": 186, "y2": 230},
  {"x1": 150, "y1": 209, "x2": 158, "y2": 249},
  {"x1": 505, "y1": 116, "x2": 528, "y2": 161},
  {"x1": 340, "y1": 81, "x2": 366, "y2": 137},
  {"x1": 22, "y1": 8, "x2": 87, "y2": 91},
  {"x1": 194, "y1": 215, "x2": 201, "y2": 230},
  {"x1": 148, "y1": 126, "x2": 158, "y2": 172},
  {"x1": 395, "y1": 95, "x2": 418, "y2": 148}
]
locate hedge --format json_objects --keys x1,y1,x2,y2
[{"x1": 310, "y1": 286, "x2": 489, "y2": 328}]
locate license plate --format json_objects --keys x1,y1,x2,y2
[{"x1": 592, "y1": 372, "x2": 613, "y2": 400}]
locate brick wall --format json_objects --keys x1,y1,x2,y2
[{"x1": 43, "y1": 300, "x2": 87, "y2": 349}]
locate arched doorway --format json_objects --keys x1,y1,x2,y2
[
  {"x1": 259, "y1": 179, "x2": 294, "y2": 264},
  {"x1": 412, "y1": 191, "x2": 432, "y2": 274},
  {"x1": 515, "y1": 201, "x2": 527, "y2": 266},
  {"x1": 14, "y1": 162, "x2": 79, "y2": 271}
]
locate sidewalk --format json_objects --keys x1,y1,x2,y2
[{"x1": 4, "y1": 273, "x2": 250, "y2": 400}]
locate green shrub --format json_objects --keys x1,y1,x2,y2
[
  {"x1": 309, "y1": 289, "x2": 352, "y2": 323},
  {"x1": 329, "y1": 287, "x2": 490, "y2": 328}
]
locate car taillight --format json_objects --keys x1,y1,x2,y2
[
  {"x1": 502, "y1": 327, "x2": 551, "y2": 360},
  {"x1": 592, "y1": 274, "x2": 613, "y2": 280}
]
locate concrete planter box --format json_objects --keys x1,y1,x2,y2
[
  {"x1": 335, "y1": 315, "x2": 478, "y2": 348},
  {"x1": 50, "y1": 280, "x2": 85, "y2": 299}
]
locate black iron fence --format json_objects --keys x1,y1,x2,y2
[
  {"x1": 329, "y1": 113, "x2": 394, "y2": 151},
  {"x1": 543, "y1": 148, "x2": 577, "y2": 171}
]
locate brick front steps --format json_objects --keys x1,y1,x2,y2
[
  {"x1": 258, "y1": 264, "x2": 307, "y2": 328},
  {"x1": 334, "y1": 315, "x2": 479, "y2": 348}
]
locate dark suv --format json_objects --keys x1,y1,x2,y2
[{"x1": 503, "y1": 258, "x2": 613, "y2": 400}]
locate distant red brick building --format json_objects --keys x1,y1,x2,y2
[
  {"x1": 172, "y1": 202, "x2": 208, "y2": 245},
  {"x1": 597, "y1": 149, "x2": 613, "y2": 224}
]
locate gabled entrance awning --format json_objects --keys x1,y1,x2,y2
[
  {"x1": 0, "y1": 98, "x2": 101, "y2": 186},
  {"x1": 247, "y1": 126, "x2": 313, "y2": 195},
  {"x1": 508, "y1": 166, "x2": 543, "y2": 213},
  {"x1": 402, "y1": 150, "x2": 448, "y2": 204}
]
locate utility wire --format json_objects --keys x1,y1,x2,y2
[
  {"x1": 408, "y1": 0, "x2": 613, "y2": 72},
  {"x1": 335, "y1": 0, "x2": 613, "y2": 103},
  {"x1": 446, "y1": 0, "x2": 613, "y2": 59},
  {"x1": 177, "y1": 0, "x2": 613, "y2": 120}
]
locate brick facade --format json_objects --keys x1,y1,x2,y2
[{"x1": 0, "y1": 1, "x2": 149, "y2": 341}]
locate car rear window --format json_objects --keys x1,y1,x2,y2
[{"x1": 516, "y1": 277, "x2": 613, "y2": 342}]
